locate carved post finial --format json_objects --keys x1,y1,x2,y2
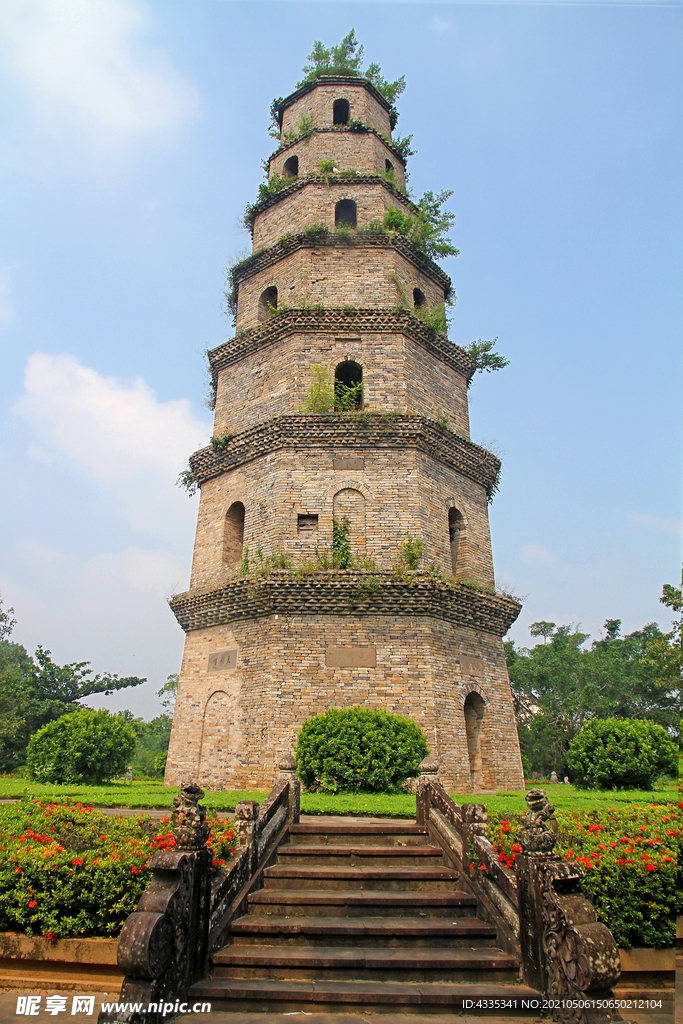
[
  {"x1": 171, "y1": 781, "x2": 210, "y2": 850},
  {"x1": 419, "y1": 755, "x2": 439, "y2": 776},
  {"x1": 278, "y1": 749, "x2": 297, "y2": 774},
  {"x1": 516, "y1": 787, "x2": 558, "y2": 854}
]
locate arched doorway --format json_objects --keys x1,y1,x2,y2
[{"x1": 463, "y1": 691, "x2": 486, "y2": 792}]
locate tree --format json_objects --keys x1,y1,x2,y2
[
  {"x1": 642, "y1": 568, "x2": 682, "y2": 711},
  {"x1": 465, "y1": 339, "x2": 510, "y2": 383},
  {"x1": 507, "y1": 608, "x2": 680, "y2": 779}
]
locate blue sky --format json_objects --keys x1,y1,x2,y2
[{"x1": 0, "y1": 0, "x2": 680, "y2": 720}]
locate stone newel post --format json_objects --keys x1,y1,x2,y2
[{"x1": 515, "y1": 789, "x2": 620, "y2": 1024}]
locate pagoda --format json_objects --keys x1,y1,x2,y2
[{"x1": 165, "y1": 65, "x2": 524, "y2": 792}]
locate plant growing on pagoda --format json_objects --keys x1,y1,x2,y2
[
  {"x1": 332, "y1": 519, "x2": 352, "y2": 569},
  {"x1": 465, "y1": 338, "x2": 510, "y2": 383}
]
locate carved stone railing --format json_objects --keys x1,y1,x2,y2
[
  {"x1": 415, "y1": 761, "x2": 621, "y2": 1022},
  {"x1": 99, "y1": 755, "x2": 300, "y2": 1024}
]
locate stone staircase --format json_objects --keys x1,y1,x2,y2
[{"x1": 190, "y1": 817, "x2": 540, "y2": 1014}]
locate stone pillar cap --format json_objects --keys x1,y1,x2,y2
[
  {"x1": 419, "y1": 756, "x2": 439, "y2": 775},
  {"x1": 279, "y1": 750, "x2": 297, "y2": 772}
]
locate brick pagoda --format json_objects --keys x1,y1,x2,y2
[{"x1": 165, "y1": 73, "x2": 524, "y2": 792}]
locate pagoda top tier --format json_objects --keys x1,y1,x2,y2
[{"x1": 274, "y1": 76, "x2": 394, "y2": 142}]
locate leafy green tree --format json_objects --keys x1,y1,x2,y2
[
  {"x1": 507, "y1": 610, "x2": 680, "y2": 779},
  {"x1": 642, "y1": 568, "x2": 682, "y2": 706},
  {"x1": 26, "y1": 709, "x2": 136, "y2": 785},
  {"x1": 465, "y1": 339, "x2": 510, "y2": 383}
]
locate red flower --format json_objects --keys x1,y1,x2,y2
[
  {"x1": 28, "y1": 900, "x2": 37, "y2": 908},
  {"x1": 511, "y1": 844, "x2": 522, "y2": 853},
  {"x1": 616, "y1": 859, "x2": 626, "y2": 865},
  {"x1": 644, "y1": 864, "x2": 656, "y2": 872},
  {"x1": 663, "y1": 856, "x2": 674, "y2": 863},
  {"x1": 45, "y1": 932, "x2": 56, "y2": 942},
  {"x1": 71, "y1": 858, "x2": 83, "y2": 866},
  {"x1": 479, "y1": 864, "x2": 486, "y2": 871},
  {"x1": 15, "y1": 867, "x2": 21, "y2": 874}
]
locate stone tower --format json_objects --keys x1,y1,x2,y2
[{"x1": 166, "y1": 73, "x2": 524, "y2": 793}]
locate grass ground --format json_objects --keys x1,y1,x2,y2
[{"x1": 0, "y1": 775, "x2": 676, "y2": 815}]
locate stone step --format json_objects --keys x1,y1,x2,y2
[
  {"x1": 190, "y1": 977, "x2": 543, "y2": 1014},
  {"x1": 277, "y1": 844, "x2": 445, "y2": 868},
  {"x1": 230, "y1": 914, "x2": 497, "y2": 948},
  {"x1": 247, "y1": 888, "x2": 478, "y2": 919},
  {"x1": 289, "y1": 823, "x2": 429, "y2": 847},
  {"x1": 263, "y1": 866, "x2": 459, "y2": 892},
  {"x1": 212, "y1": 944, "x2": 519, "y2": 984}
]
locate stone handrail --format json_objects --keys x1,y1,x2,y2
[
  {"x1": 415, "y1": 757, "x2": 521, "y2": 957},
  {"x1": 415, "y1": 761, "x2": 621, "y2": 1023},
  {"x1": 99, "y1": 756, "x2": 300, "y2": 1024}
]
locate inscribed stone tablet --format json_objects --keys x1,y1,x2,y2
[
  {"x1": 460, "y1": 654, "x2": 485, "y2": 677},
  {"x1": 326, "y1": 646, "x2": 376, "y2": 668},
  {"x1": 207, "y1": 648, "x2": 238, "y2": 672},
  {"x1": 333, "y1": 457, "x2": 365, "y2": 471}
]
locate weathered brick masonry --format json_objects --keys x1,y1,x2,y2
[{"x1": 166, "y1": 75, "x2": 524, "y2": 792}]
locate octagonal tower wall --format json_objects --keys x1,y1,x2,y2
[
  {"x1": 268, "y1": 131, "x2": 407, "y2": 191},
  {"x1": 252, "y1": 178, "x2": 412, "y2": 250},
  {"x1": 164, "y1": 612, "x2": 523, "y2": 794},
  {"x1": 235, "y1": 246, "x2": 446, "y2": 331},
  {"x1": 211, "y1": 328, "x2": 470, "y2": 438},
  {"x1": 187, "y1": 447, "x2": 494, "y2": 592},
  {"x1": 279, "y1": 78, "x2": 393, "y2": 140}
]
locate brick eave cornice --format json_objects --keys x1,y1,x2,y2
[
  {"x1": 232, "y1": 225, "x2": 452, "y2": 296},
  {"x1": 169, "y1": 572, "x2": 521, "y2": 637},
  {"x1": 268, "y1": 126, "x2": 407, "y2": 169},
  {"x1": 208, "y1": 309, "x2": 473, "y2": 380},
  {"x1": 278, "y1": 76, "x2": 392, "y2": 116},
  {"x1": 188, "y1": 414, "x2": 499, "y2": 493},
  {"x1": 247, "y1": 172, "x2": 414, "y2": 229}
]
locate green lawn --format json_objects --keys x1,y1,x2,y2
[{"x1": 0, "y1": 775, "x2": 675, "y2": 816}]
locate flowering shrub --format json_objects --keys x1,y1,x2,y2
[
  {"x1": 485, "y1": 802, "x2": 677, "y2": 949},
  {"x1": 0, "y1": 798, "x2": 235, "y2": 939}
]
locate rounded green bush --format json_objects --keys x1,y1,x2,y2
[
  {"x1": 295, "y1": 706, "x2": 429, "y2": 793},
  {"x1": 567, "y1": 717, "x2": 677, "y2": 789},
  {"x1": 26, "y1": 709, "x2": 136, "y2": 785}
]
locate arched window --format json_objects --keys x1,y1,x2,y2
[
  {"x1": 333, "y1": 99, "x2": 350, "y2": 125},
  {"x1": 335, "y1": 199, "x2": 356, "y2": 229},
  {"x1": 283, "y1": 155, "x2": 298, "y2": 178},
  {"x1": 413, "y1": 288, "x2": 426, "y2": 308},
  {"x1": 448, "y1": 507, "x2": 464, "y2": 572},
  {"x1": 335, "y1": 360, "x2": 363, "y2": 410},
  {"x1": 223, "y1": 501, "x2": 245, "y2": 565},
  {"x1": 257, "y1": 286, "x2": 277, "y2": 321},
  {"x1": 385, "y1": 159, "x2": 394, "y2": 173},
  {"x1": 464, "y1": 691, "x2": 486, "y2": 792}
]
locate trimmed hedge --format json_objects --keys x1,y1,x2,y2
[
  {"x1": 295, "y1": 707, "x2": 429, "y2": 793},
  {"x1": 26, "y1": 709, "x2": 136, "y2": 785},
  {"x1": 567, "y1": 718, "x2": 677, "y2": 790}
]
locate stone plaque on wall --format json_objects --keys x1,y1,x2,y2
[
  {"x1": 333, "y1": 457, "x2": 365, "y2": 471},
  {"x1": 326, "y1": 645, "x2": 376, "y2": 668},
  {"x1": 207, "y1": 648, "x2": 238, "y2": 672},
  {"x1": 460, "y1": 654, "x2": 485, "y2": 677}
]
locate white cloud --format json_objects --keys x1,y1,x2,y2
[
  {"x1": 0, "y1": 267, "x2": 14, "y2": 329},
  {"x1": 0, "y1": 0, "x2": 199, "y2": 147},
  {"x1": 1, "y1": 542, "x2": 188, "y2": 718},
  {"x1": 626, "y1": 512, "x2": 681, "y2": 536},
  {"x1": 521, "y1": 543, "x2": 556, "y2": 566},
  {"x1": 13, "y1": 352, "x2": 210, "y2": 541}
]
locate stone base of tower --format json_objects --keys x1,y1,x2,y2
[{"x1": 166, "y1": 578, "x2": 524, "y2": 793}]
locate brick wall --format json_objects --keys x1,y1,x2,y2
[
  {"x1": 164, "y1": 612, "x2": 524, "y2": 793},
  {"x1": 280, "y1": 80, "x2": 392, "y2": 139},
  {"x1": 235, "y1": 246, "x2": 445, "y2": 330},
  {"x1": 212, "y1": 328, "x2": 470, "y2": 438},
  {"x1": 187, "y1": 446, "x2": 493, "y2": 592},
  {"x1": 253, "y1": 179, "x2": 411, "y2": 250},
  {"x1": 267, "y1": 131, "x2": 406, "y2": 190}
]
